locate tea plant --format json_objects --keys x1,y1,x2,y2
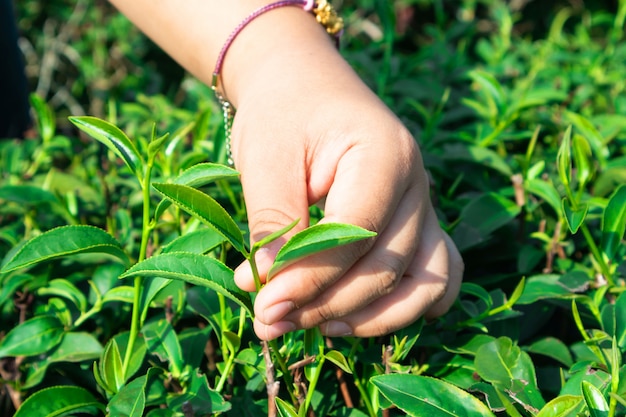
[{"x1": 1, "y1": 0, "x2": 626, "y2": 416}]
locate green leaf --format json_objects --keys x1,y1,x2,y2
[
  {"x1": 526, "y1": 337, "x2": 574, "y2": 367},
  {"x1": 108, "y1": 376, "x2": 147, "y2": 417},
  {"x1": 161, "y1": 229, "x2": 226, "y2": 254},
  {"x1": 47, "y1": 332, "x2": 104, "y2": 363},
  {"x1": 268, "y1": 223, "x2": 376, "y2": 278},
  {"x1": 143, "y1": 319, "x2": 184, "y2": 377},
  {"x1": 581, "y1": 380, "x2": 609, "y2": 417},
  {"x1": 253, "y1": 218, "x2": 300, "y2": 251},
  {"x1": 562, "y1": 198, "x2": 588, "y2": 234},
  {"x1": 564, "y1": 111, "x2": 608, "y2": 166},
  {"x1": 152, "y1": 183, "x2": 246, "y2": 254},
  {"x1": 572, "y1": 134, "x2": 593, "y2": 188},
  {"x1": 30, "y1": 94, "x2": 56, "y2": 143},
  {"x1": 613, "y1": 292, "x2": 626, "y2": 348},
  {"x1": 517, "y1": 274, "x2": 571, "y2": 304},
  {"x1": 13, "y1": 385, "x2": 104, "y2": 417},
  {"x1": 0, "y1": 316, "x2": 65, "y2": 358},
  {"x1": 37, "y1": 279, "x2": 88, "y2": 313},
  {"x1": 442, "y1": 143, "x2": 512, "y2": 177},
  {"x1": 1, "y1": 225, "x2": 129, "y2": 273},
  {"x1": 0, "y1": 185, "x2": 58, "y2": 205},
  {"x1": 99, "y1": 338, "x2": 125, "y2": 394},
  {"x1": 173, "y1": 162, "x2": 240, "y2": 187},
  {"x1": 108, "y1": 369, "x2": 161, "y2": 417},
  {"x1": 524, "y1": 179, "x2": 562, "y2": 217},
  {"x1": 139, "y1": 277, "x2": 172, "y2": 325},
  {"x1": 536, "y1": 395, "x2": 583, "y2": 417},
  {"x1": 468, "y1": 69, "x2": 505, "y2": 112},
  {"x1": 372, "y1": 374, "x2": 495, "y2": 416},
  {"x1": 120, "y1": 252, "x2": 252, "y2": 316},
  {"x1": 601, "y1": 184, "x2": 626, "y2": 261},
  {"x1": 68, "y1": 116, "x2": 144, "y2": 177},
  {"x1": 167, "y1": 371, "x2": 231, "y2": 414},
  {"x1": 276, "y1": 397, "x2": 299, "y2": 417},
  {"x1": 451, "y1": 193, "x2": 521, "y2": 251},
  {"x1": 474, "y1": 337, "x2": 536, "y2": 387},
  {"x1": 324, "y1": 350, "x2": 352, "y2": 374},
  {"x1": 557, "y1": 126, "x2": 573, "y2": 189}
]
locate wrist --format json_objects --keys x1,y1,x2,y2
[{"x1": 217, "y1": 4, "x2": 344, "y2": 108}]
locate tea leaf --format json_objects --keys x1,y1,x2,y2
[
  {"x1": 325, "y1": 350, "x2": 352, "y2": 374},
  {"x1": 143, "y1": 319, "x2": 184, "y2": 377},
  {"x1": 564, "y1": 111, "x2": 608, "y2": 165},
  {"x1": 173, "y1": 162, "x2": 240, "y2": 187},
  {"x1": 0, "y1": 316, "x2": 65, "y2": 358},
  {"x1": 108, "y1": 374, "x2": 148, "y2": 417},
  {"x1": 475, "y1": 337, "x2": 534, "y2": 384},
  {"x1": 562, "y1": 199, "x2": 588, "y2": 234},
  {"x1": 581, "y1": 381, "x2": 609, "y2": 417},
  {"x1": 1, "y1": 225, "x2": 130, "y2": 273},
  {"x1": 47, "y1": 332, "x2": 103, "y2": 363},
  {"x1": 30, "y1": 94, "x2": 55, "y2": 143},
  {"x1": 524, "y1": 178, "x2": 562, "y2": 217},
  {"x1": 161, "y1": 229, "x2": 226, "y2": 254},
  {"x1": 268, "y1": 223, "x2": 376, "y2": 278},
  {"x1": 37, "y1": 279, "x2": 88, "y2": 313},
  {"x1": 276, "y1": 397, "x2": 299, "y2": 417},
  {"x1": 120, "y1": 252, "x2": 252, "y2": 316},
  {"x1": 526, "y1": 337, "x2": 574, "y2": 367},
  {"x1": 600, "y1": 184, "x2": 626, "y2": 261},
  {"x1": 69, "y1": 116, "x2": 144, "y2": 177},
  {"x1": 451, "y1": 193, "x2": 521, "y2": 251},
  {"x1": 573, "y1": 134, "x2": 593, "y2": 189},
  {"x1": 536, "y1": 395, "x2": 583, "y2": 417},
  {"x1": 372, "y1": 374, "x2": 495, "y2": 416},
  {"x1": 557, "y1": 126, "x2": 573, "y2": 189},
  {"x1": 0, "y1": 184, "x2": 58, "y2": 205},
  {"x1": 152, "y1": 183, "x2": 246, "y2": 255},
  {"x1": 253, "y1": 218, "x2": 300, "y2": 251},
  {"x1": 13, "y1": 385, "x2": 104, "y2": 417},
  {"x1": 99, "y1": 338, "x2": 125, "y2": 394},
  {"x1": 167, "y1": 371, "x2": 231, "y2": 414}
]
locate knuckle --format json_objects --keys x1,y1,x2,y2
[{"x1": 369, "y1": 254, "x2": 406, "y2": 296}]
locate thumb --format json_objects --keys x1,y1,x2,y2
[{"x1": 231, "y1": 128, "x2": 311, "y2": 292}]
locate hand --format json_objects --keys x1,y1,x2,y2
[{"x1": 229, "y1": 12, "x2": 463, "y2": 341}]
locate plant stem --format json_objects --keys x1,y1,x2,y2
[
  {"x1": 580, "y1": 223, "x2": 613, "y2": 285},
  {"x1": 122, "y1": 163, "x2": 153, "y2": 379},
  {"x1": 248, "y1": 248, "x2": 297, "y2": 405}
]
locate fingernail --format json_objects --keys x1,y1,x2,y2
[
  {"x1": 322, "y1": 321, "x2": 353, "y2": 337},
  {"x1": 262, "y1": 301, "x2": 295, "y2": 324}
]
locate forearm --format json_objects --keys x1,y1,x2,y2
[{"x1": 108, "y1": 0, "x2": 344, "y2": 107}]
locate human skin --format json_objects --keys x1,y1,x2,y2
[{"x1": 109, "y1": 0, "x2": 464, "y2": 340}]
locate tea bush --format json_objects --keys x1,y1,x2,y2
[{"x1": 1, "y1": 1, "x2": 625, "y2": 416}]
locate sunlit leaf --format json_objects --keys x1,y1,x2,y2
[
  {"x1": 581, "y1": 380, "x2": 609, "y2": 417},
  {"x1": 372, "y1": 374, "x2": 495, "y2": 416},
  {"x1": 13, "y1": 385, "x2": 104, "y2": 417},
  {"x1": 69, "y1": 116, "x2": 144, "y2": 177},
  {"x1": 120, "y1": 252, "x2": 252, "y2": 316},
  {"x1": 268, "y1": 223, "x2": 376, "y2": 278},
  {"x1": 0, "y1": 316, "x2": 65, "y2": 358},
  {"x1": 601, "y1": 184, "x2": 626, "y2": 261},
  {"x1": 152, "y1": 183, "x2": 246, "y2": 254},
  {"x1": 1, "y1": 225, "x2": 129, "y2": 272}
]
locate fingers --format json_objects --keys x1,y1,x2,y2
[
  {"x1": 252, "y1": 205, "x2": 462, "y2": 339},
  {"x1": 320, "y1": 208, "x2": 462, "y2": 337},
  {"x1": 248, "y1": 133, "x2": 426, "y2": 336}
]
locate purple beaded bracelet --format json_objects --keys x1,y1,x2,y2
[{"x1": 211, "y1": 0, "x2": 343, "y2": 165}]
